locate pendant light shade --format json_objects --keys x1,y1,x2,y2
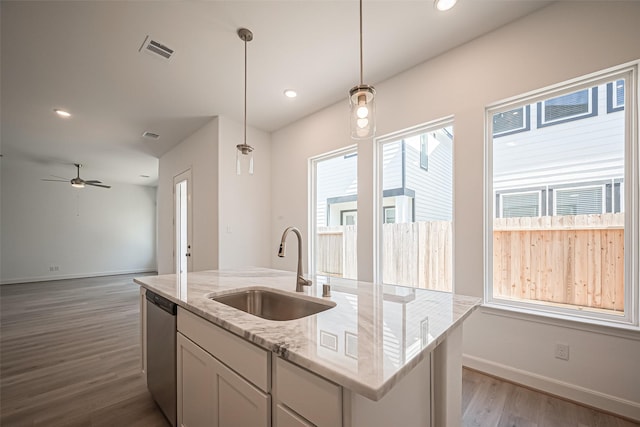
[
  {"x1": 349, "y1": 0, "x2": 376, "y2": 140},
  {"x1": 236, "y1": 28, "x2": 254, "y2": 175}
]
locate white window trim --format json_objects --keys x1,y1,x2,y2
[
  {"x1": 308, "y1": 145, "x2": 357, "y2": 278},
  {"x1": 484, "y1": 61, "x2": 639, "y2": 329},
  {"x1": 373, "y1": 116, "x2": 454, "y2": 285}
]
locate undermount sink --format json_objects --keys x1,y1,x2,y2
[{"x1": 210, "y1": 287, "x2": 335, "y2": 321}]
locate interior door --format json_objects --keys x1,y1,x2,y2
[{"x1": 174, "y1": 169, "x2": 193, "y2": 274}]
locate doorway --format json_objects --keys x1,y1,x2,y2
[{"x1": 174, "y1": 169, "x2": 193, "y2": 274}]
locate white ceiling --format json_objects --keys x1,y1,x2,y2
[{"x1": 1, "y1": 0, "x2": 551, "y2": 187}]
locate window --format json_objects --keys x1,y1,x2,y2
[
  {"x1": 499, "y1": 190, "x2": 542, "y2": 218},
  {"x1": 383, "y1": 207, "x2": 396, "y2": 224},
  {"x1": 554, "y1": 185, "x2": 604, "y2": 215},
  {"x1": 487, "y1": 65, "x2": 638, "y2": 327},
  {"x1": 492, "y1": 106, "x2": 531, "y2": 137},
  {"x1": 537, "y1": 87, "x2": 597, "y2": 127},
  {"x1": 607, "y1": 79, "x2": 625, "y2": 113},
  {"x1": 377, "y1": 119, "x2": 453, "y2": 291},
  {"x1": 310, "y1": 148, "x2": 358, "y2": 279},
  {"x1": 419, "y1": 135, "x2": 428, "y2": 170},
  {"x1": 341, "y1": 210, "x2": 357, "y2": 225}
]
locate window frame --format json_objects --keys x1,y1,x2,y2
[
  {"x1": 484, "y1": 63, "x2": 639, "y2": 328},
  {"x1": 309, "y1": 145, "x2": 358, "y2": 278},
  {"x1": 374, "y1": 116, "x2": 454, "y2": 286}
]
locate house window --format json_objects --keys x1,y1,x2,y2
[
  {"x1": 487, "y1": 65, "x2": 637, "y2": 327},
  {"x1": 554, "y1": 185, "x2": 604, "y2": 215},
  {"x1": 377, "y1": 119, "x2": 454, "y2": 291},
  {"x1": 419, "y1": 135, "x2": 428, "y2": 171},
  {"x1": 383, "y1": 207, "x2": 396, "y2": 224},
  {"x1": 607, "y1": 79, "x2": 625, "y2": 113},
  {"x1": 310, "y1": 147, "x2": 357, "y2": 279},
  {"x1": 537, "y1": 87, "x2": 597, "y2": 127},
  {"x1": 499, "y1": 190, "x2": 542, "y2": 218},
  {"x1": 341, "y1": 209, "x2": 357, "y2": 225},
  {"x1": 492, "y1": 106, "x2": 531, "y2": 137}
]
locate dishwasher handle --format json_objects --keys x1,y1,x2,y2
[{"x1": 146, "y1": 290, "x2": 177, "y2": 315}]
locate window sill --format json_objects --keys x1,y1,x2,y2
[{"x1": 480, "y1": 302, "x2": 640, "y2": 341}]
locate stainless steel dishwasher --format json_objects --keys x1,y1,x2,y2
[{"x1": 146, "y1": 290, "x2": 177, "y2": 427}]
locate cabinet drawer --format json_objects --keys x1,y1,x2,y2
[
  {"x1": 177, "y1": 307, "x2": 269, "y2": 392},
  {"x1": 276, "y1": 404, "x2": 313, "y2": 427},
  {"x1": 275, "y1": 358, "x2": 342, "y2": 427}
]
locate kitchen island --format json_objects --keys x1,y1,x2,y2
[{"x1": 135, "y1": 268, "x2": 480, "y2": 427}]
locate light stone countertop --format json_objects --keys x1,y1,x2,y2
[{"x1": 134, "y1": 267, "x2": 480, "y2": 401}]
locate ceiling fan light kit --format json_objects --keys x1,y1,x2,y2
[{"x1": 41, "y1": 163, "x2": 111, "y2": 189}]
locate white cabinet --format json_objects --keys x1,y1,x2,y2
[
  {"x1": 273, "y1": 358, "x2": 342, "y2": 427},
  {"x1": 177, "y1": 309, "x2": 270, "y2": 427}
]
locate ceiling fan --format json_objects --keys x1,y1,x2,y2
[{"x1": 42, "y1": 164, "x2": 111, "y2": 189}]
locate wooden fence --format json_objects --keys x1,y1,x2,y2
[
  {"x1": 317, "y1": 213, "x2": 625, "y2": 312},
  {"x1": 317, "y1": 221, "x2": 453, "y2": 291},
  {"x1": 493, "y1": 213, "x2": 624, "y2": 311}
]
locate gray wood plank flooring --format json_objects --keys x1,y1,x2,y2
[{"x1": 1, "y1": 275, "x2": 637, "y2": 426}]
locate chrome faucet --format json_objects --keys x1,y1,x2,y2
[{"x1": 278, "y1": 226, "x2": 312, "y2": 292}]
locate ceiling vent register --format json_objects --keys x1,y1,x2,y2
[
  {"x1": 142, "y1": 131, "x2": 160, "y2": 140},
  {"x1": 140, "y1": 36, "x2": 173, "y2": 60}
]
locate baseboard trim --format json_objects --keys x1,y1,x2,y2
[
  {"x1": 1, "y1": 269, "x2": 157, "y2": 285},
  {"x1": 463, "y1": 354, "x2": 640, "y2": 422}
]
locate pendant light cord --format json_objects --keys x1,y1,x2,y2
[
  {"x1": 244, "y1": 36, "x2": 247, "y2": 146},
  {"x1": 359, "y1": 0, "x2": 363, "y2": 85}
]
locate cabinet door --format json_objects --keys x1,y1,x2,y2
[
  {"x1": 177, "y1": 333, "x2": 215, "y2": 427},
  {"x1": 178, "y1": 332, "x2": 270, "y2": 427},
  {"x1": 213, "y1": 357, "x2": 270, "y2": 427}
]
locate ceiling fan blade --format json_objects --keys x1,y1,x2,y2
[
  {"x1": 85, "y1": 182, "x2": 111, "y2": 189},
  {"x1": 41, "y1": 179, "x2": 69, "y2": 183},
  {"x1": 84, "y1": 180, "x2": 102, "y2": 184},
  {"x1": 50, "y1": 174, "x2": 70, "y2": 180}
]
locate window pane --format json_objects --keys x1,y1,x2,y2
[
  {"x1": 493, "y1": 107, "x2": 525, "y2": 135},
  {"x1": 555, "y1": 186, "x2": 603, "y2": 215},
  {"x1": 313, "y1": 151, "x2": 357, "y2": 279},
  {"x1": 491, "y1": 77, "x2": 627, "y2": 318},
  {"x1": 501, "y1": 192, "x2": 540, "y2": 218},
  {"x1": 544, "y1": 89, "x2": 589, "y2": 122},
  {"x1": 380, "y1": 124, "x2": 453, "y2": 291}
]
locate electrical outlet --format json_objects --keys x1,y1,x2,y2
[{"x1": 555, "y1": 343, "x2": 570, "y2": 361}]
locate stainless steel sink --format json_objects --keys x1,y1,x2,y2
[{"x1": 210, "y1": 288, "x2": 335, "y2": 321}]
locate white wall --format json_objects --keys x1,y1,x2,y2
[
  {"x1": 270, "y1": 1, "x2": 640, "y2": 419},
  {"x1": 157, "y1": 117, "x2": 219, "y2": 274},
  {"x1": 1, "y1": 157, "x2": 156, "y2": 283},
  {"x1": 218, "y1": 116, "x2": 272, "y2": 269},
  {"x1": 157, "y1": 115, "x2": 272, "y2": 274}
]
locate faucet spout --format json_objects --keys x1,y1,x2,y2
[{"x1": 278, "y1": 226, "x2": 312, "y2": 292}]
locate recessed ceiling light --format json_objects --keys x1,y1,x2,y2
[
  {"x1": 434, "y1": 0, "x2": 457, "y2": 11},
  {"x1": 284, "y1": 89, "x2": 297, "y2": 98},
  {"x1": 54, "y1": 109, "x2": 71, "y2": 118}
]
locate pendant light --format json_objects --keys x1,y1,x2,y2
[
  {"x1": 349, "y1": 0, "x2": 376, "y2": 140},
  {"x1": 236, "y1": 28, "x2": 254, "y2": 175}
]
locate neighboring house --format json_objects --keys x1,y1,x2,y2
[
  {"x1": 493, "y1": 80, "x2": 625, "y2": 218},
  {"x1": 317, "y1": 80, "x2": 626, "y2": 227},
  {"x1": 317, "y1": 127, "x2": 454, "y2": 227}
]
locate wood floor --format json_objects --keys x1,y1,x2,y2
[{"x1": 1, "y1": 275, "x2": 637, "y2": 427}]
